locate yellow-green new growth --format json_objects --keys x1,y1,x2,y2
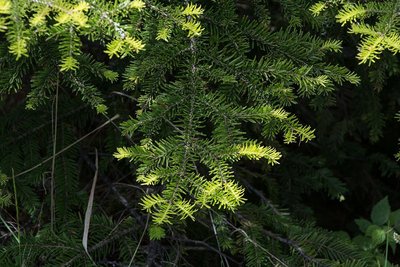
[
  {"x1": 105, "y1": 37, "x2": 145, "y2": 58},
  {"x1": 0, "y1": 0, "x2": 11, "y2": 14},
  {"x1": 309, "y1": 2, "x2": 328, "y2": 16},
  {"x1": 180, "y1": 3, "x2": 204, "y2": 37},
  {"x1": 55, "y1": 1, "x2": 90, "y2": 27},
  {"x1": 312, "y1": 1, "x2": 400, "y2": 65},
  {"x1": 235, "y1": 141, "x2": 281, "y2": 165},
  {"x1": 181, "y1": 3, "x2": 203, "y2": 18},
  {"x1": 130, "y1": 0, "x2": 146, "y2": 11},
  {"x1": 137, "y1": 174, "x2": 161, "y2": 186},
  {"x1": 113, "y1": 147, "x2": 136, "y2": 161},
  {"x1": 336, "y1": 4, "x2": 367, "y2": 26},
  {"x1": 181, "y1": 20, "x2": 204, "y2": 37},
  {"x1": 156, "y1": 27, "x2": 172, "y2": 42},
  {"x1": 30, "y1": 7, "x2": 50, "y2": 27}
]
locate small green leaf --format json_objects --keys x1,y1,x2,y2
[
  {"x1": 389, "y1": 209, "x2": 400, "y2": 227},
  {"x1": 371, "y1": 228, "x2": 386, "y2": 246},
  {"x1": 371, "y1": 196, "x2": 391, "y2": 226},
  {"x1": 334, "y1": 231, "x2": 351, "y2": 241},
  {"x1": 377, "y1": 254, "x2": 392, "y2": 267},
  {"x1": 355, "y1": 218, "x2": 372, "y2": 233},
  {"x1": 352, "y1": 235, "x2": 373, "y2": 250},
  {"x1": 366, "y1": 224, "x2": 380, "y2": 237}
]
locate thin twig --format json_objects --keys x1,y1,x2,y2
[
  {"x1": 1, "y1": 105, "x2": 86, "y2": 148},
  {"x1": 62, "y1": 226, "x2": 136, "y2": 267},
  {"x1": 170, "y1": 237, "x2": 240, "y2": 265},
  {"x1": 12, "y1": 114, "x2": 120, "y2": 179},
  {"x1": 128, "y1": 214, "x2": 149, "y2": 267},
  {"x1": 50, "y1": 75, "x2": 59, "y2": 232},
  {"x1": 11, "y1": 169, "x2": 20, "y2": 245},
  {"x1": 234, "y1": 212, "x2": 325, "y2": 267},
  {"x1": 239, "y1": 176, "x2": 283, "y2": 216},
  {"x1": 209, "y1": 211, "x2": 230, "y2": 267}
]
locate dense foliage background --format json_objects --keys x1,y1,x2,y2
[{"x1": 0, "y1": 0, "x2": 400, "y2": 266}]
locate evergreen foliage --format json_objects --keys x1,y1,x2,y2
[
  {"x1": 311, "y1": 0, "x2": 400, "y2": 64},
  {"x1": 0, "y1": 0, "x2": 399, "y2": 266}
]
